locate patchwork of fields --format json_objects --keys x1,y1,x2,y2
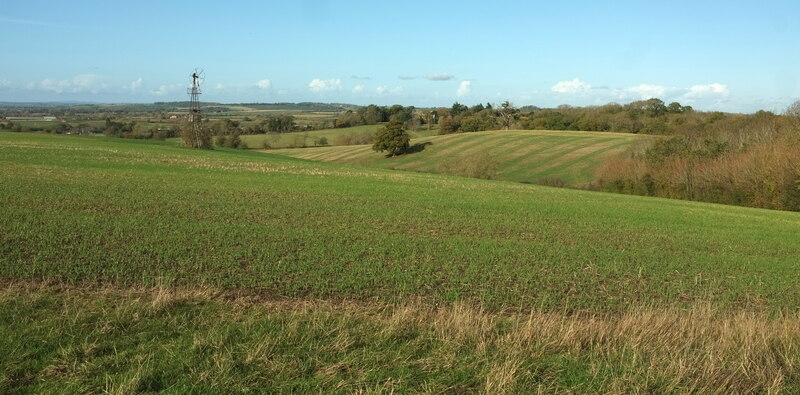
[
  {"x1": 2, "y1": 132, "x2": 799, "y2": 392},
  {"x1": 269, "y1": 130, "x2": 645, "y2": 186}
]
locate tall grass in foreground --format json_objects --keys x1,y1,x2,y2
[{"x1": 2, "y1": 282, "x2": 798, "y2": 393}]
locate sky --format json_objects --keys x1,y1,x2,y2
[{"x1": 1, "y1": 0, "x2": 799, "y2": 113}]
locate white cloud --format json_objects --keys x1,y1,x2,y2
[
  {"x1": 375, "y1": 85, "x2": 403, "y2": 96},
  {"x1": 456, "y1": 80, "x2": 472, "y2": 97},
  {"x1": 551, "y1": 78, "x2": 592, "y2": 93},
  {"x1": 308, "y1": 78, "x2": 341, "y2": 93},
  {"x1": 625, "y1": 84, "x2": 668, "y2": 99},
  {"x1": 31, "y1": 74, "x2": 107, "y2": 94},
  {"x1": 426, "y1": 73, "x2": 454, "y2": 81},
  {"x1": 0, "y1": 79, "x2": 10, "y2": 90},
  {"x1": 36, "y1": 78, "x2": 71, "y2": 93},
  {"x1": 255, "y1": 79, "x2": 271, "y2": 90},
  {"x1": 72, "y1": 74, "x2": 100, "y2": 90},
  {"x1": 352, "y1": 84, "x2": 365, "y2": 93},
  {"x1": 127, "y1": 77, "x2": 143, "y2": 92},
  {"x1": 151, "y1": 84, "x2": 182, "y2": 96},
  {"x1": 685, "y1": 83, "x2": 729, "y2": 98}
]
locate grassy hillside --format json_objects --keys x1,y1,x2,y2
[
  {"x1": 2, "y1": 132, "x2": 799, "y2": 392},
  {"x1": 269, "y1": 130, "x2": 645, "y2": 186},
  {"x1": 3, "y1": 131, "x2": 798, "y2": 309}
]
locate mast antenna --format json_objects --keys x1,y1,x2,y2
[{"x1": 186, "y1": 68, "x2": 206, "y2": 148}]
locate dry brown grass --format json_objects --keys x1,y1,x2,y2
[{"x1": 3, "y1": 281, "x2": 799, "y2": 393}]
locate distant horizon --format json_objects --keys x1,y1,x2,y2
[
  {"x1": 0, "y1": 99, "x2": 789, "y2": 115},
  {"x1": 2, "y1": 1, "x2": 799, "y2": 114}
]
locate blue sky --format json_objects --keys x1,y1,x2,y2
[{"x1": 1, "y1": 1, "x2": 798, "y2": 112}]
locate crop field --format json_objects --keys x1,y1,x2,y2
[
  {"x1": 270, "y1": 130, "x2": 645, "y2": 186},
  {"x1": 2, "y1": 132, "x2": 799, "y2": 392}
]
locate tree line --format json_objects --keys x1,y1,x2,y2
[{"x1": 595, "y1": 106, "x2": 800, "y2": 211}]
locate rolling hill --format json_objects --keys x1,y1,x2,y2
[{"x1": 268, "y1": 129, "x2": 647, "y2": 186}]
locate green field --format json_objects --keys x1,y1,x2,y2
[
  {"x1": 270, "y1": 130, "x2": 645, "y2": 186},
  {"x1": 2, "y1": 132, "x2": 799, "y2": 392}
]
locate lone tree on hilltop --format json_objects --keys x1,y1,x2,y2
[
  {"x1": 497, "y1": 100, "x2": 519, "y2": 130},
  {"x1": 372, "y1": 119, "x2": 410, "y2": 157}
]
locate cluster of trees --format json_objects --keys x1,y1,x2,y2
[
  {"x1": 595, "y1": 107, "x2": 800, "y2": 211},
  {"x1": 209, "y1": 115, "x2": 297, "y2": 135},
  {"x1": 437, "y1": 101, "x2": 520, "y2": 134},
  {"x1": 522, "y1": 99, "x2": 699, "y2": 134},
  {"x1": 335, "y1": 104, "x2": 416, "y2": 128},
  {"x1": 102, "y1": 119, "x2": 180, "y2": 140},
  {"x1": 433, "y1": 98, "x2": 704, "y2": 135}
]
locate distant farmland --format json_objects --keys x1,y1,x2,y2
[{"x1": 269, "y1": 129, "x2": 646, "y2": 186}]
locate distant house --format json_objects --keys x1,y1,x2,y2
[{"x1": 169, "y1": 115, "x2": 178, "y2": 119}]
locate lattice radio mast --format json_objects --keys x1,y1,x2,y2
[{"x1": 187, "y1": 68, "x2": 205, "y2": 148}]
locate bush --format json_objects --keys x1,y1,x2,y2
[
  {"x1": 438, "y1": 117, "x2": 460, "y2": 135},
  {"x1": 215, "y1": 132, "x2": 244, "y2": 148},
  {"x1": 535, "y1": 177, "x2": 567, "y2": 188}
]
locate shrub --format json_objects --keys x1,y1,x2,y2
[{"x1": 535, "y1": 177, "x2": 567, "y2": 188}]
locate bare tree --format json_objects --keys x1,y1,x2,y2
[
  {"x1": 497, "y1": 100, "x2": 519, "y2": 130},
  {"x1": 785, "y1": 99, "x2": 800, "y2": 130}
]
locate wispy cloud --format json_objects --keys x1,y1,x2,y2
[
  {"x1": 351, "y1": 75, "x2": 371, "y2": 80},
  {"x1": 399, "y1": 73, "x2": 456, "y2": 81},
  {"x1": 28, "y1": 74, "x2": 108, "y2": 94},
  {"x1": 426, "y1": 73, "x2": 455, "y2": 81},
  {"x1": 0, "y1": 15, "x2": 57, "y2": 27}
]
